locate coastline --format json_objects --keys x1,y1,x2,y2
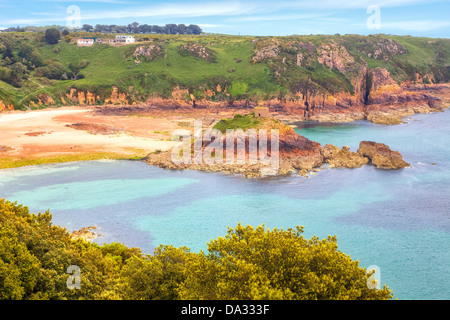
[
  {"x1": 0, "y1": 106, "x2": 177, "y2": 170},
  {"x1": 0, "y1": 98, "x2": 447, "y2": 173}
]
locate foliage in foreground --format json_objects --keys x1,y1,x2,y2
[{"x1": 0, "y1": 199, "x2": 393, "y2": 300}]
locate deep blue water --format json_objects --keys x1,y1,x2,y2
[{"x1": 0, "y1": 109, "x2": 449, "y2": 300}]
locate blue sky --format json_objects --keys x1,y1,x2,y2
[{"x1": 0, "y1": 0, "x2": 449, "y2": 37}]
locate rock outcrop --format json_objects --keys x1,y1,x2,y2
[
  {"x1": 179, "y1": 43, "x2": 216, "y2": 62},
  {"x1": 366, "y1": 112, "x2": 405, "y2": 125},
  {"x1": 359, "y1": 37, "x2": 407, "y2": 61},
  {"x1": 317, "y1": 41, "x2": 355, "y2": 75},
  {"x1": 70, "y1": 226, "x2": 100, "y2": 241},
  {"x1": 134, "y1": 44, "x2": 163, "y2": 61},
  {"x1": 357, "y1": 141, "x2": 410, "y2": 169},
  {"x1": 67, "y1": 122, "x2": 124, "y2": 135},
  {"x1": 321, "y1": 144, "x2": 369, "y2": 168},
  {"x1": 145, "y1": 113, "x2": 411, "y2": 177},
  {"x1": 0, "y1": 145, "x2": 13, "y2": 152},
  {"x1": 0, "y1": 99, "x2": 15, "y2": 112},
  {"x1": 146, "y1": 137, "x2": 410, "y2": 177},
  {"x1": 278, "y1": 132, "x2": 323, "y2": 171},
  {"x1": 252, "y1": 39, "x2": 281, "y2": 62},
  {"x1": 145, "y1": 117, "x2": 324, "y2": 177}
]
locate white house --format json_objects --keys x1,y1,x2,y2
[
  {"x1": 77, "y1": 39, "x2": 94, "y2": 47},
  {"x1": 115, "y1": 35, "x2": 135, "y2": 44}
]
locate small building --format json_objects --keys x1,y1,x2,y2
[
  {"x1": 115, "y1": 35, "x2": 135, "y2": 44},
  {"x1": 83, "y1": 37, "x2": 98, "y2": 42},
  {"x1": 77, "y1": 39, "x2": 94, "y2": 47},
  {"x1": 254, "y1": 106, "x2": 270, "y2": 118}
]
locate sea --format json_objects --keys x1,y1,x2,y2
[{"x1": 0, "y1": 109, "x2": 449, "y2": 300}]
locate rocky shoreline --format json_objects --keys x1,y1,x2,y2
[
  {"x1": 145, "y1": 141, "x2": 409, "y2": 179},
  {"x1": 274, "y1": 82, "x2": 450, "y2": 126},
  {"x1": 278, "y1": 96, "x2": 450, "y2": 126},
  {"x1": 144, "y1": 116, "x2": 411, "y2": 179}
]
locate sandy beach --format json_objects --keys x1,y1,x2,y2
[{"x1": 0, "y1": 107, "x2": 180, "y2": 166}]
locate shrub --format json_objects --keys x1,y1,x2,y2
[{"x1": 44, "y1": 28, "x2": 60, "y2": 45}]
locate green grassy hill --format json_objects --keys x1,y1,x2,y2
[{"x1": 0, "y1": 31, "x2": 449, "y2": 110}]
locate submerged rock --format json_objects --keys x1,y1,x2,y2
[{"x1": 357, "y1": 141, "x2": 410, "y2": 169}]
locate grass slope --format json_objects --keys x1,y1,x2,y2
[{"x1": 0, "y1": 32, "x2": 449, "y2": 109}]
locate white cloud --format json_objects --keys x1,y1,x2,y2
[
  {"x1": 273, "y1": 0, "x2": 444, "y2": 10},
  {"x1": 380, "y1": 20, "x2": 450, "y2": 31},
  {"x1": 228, "y1": 12, "x2": 330, "y2": 22},
  {"x1": 1, "y1": 1, "x2": 259, "y2": 26},
  {"x1": 40, "y1": 0, "x2": 129, "y2": 3},
  {"x1": 79, "y1": 1, "x2": 259, "y2": 21},
  {"x1": 198, "y1": 24, "x2": 225, "y2": 28},
  {"x1": 349, "y1": 19, "x2": 450, "y2": 32}
]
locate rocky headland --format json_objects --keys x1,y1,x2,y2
[{"x1": 145, "y1": 115, "x2": 410, "y2": 178}]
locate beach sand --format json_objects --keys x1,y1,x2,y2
[{"x1": 0, "y1": 107, "x2": 179, "y2": 165}]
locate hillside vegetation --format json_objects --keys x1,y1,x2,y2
[{"x1": 0, "y1": 30, "x2": 449, "y2": 110}]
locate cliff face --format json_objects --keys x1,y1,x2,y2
[
  {"x1": 1, "y1": 34, "x2": 448, "y2": 118},
  {"x1": 264, "y1": 68, "x2": 449, "y2": 123},
  {"x1": 250, "y1": 36, "x2": 449, "y2": 122},
  {"x1": 0, "y1": 99, "x2": 14, "y2": 112}
]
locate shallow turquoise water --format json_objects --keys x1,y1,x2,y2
[{"x1": 0, "y1": 109, "x2": 449, "y2": 300}]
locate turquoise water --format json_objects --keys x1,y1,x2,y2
[{"x1": 0, "y1": 109, "x2": 449, "y2": 300}]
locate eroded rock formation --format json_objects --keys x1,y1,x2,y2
[
  {"x1": 357, "y1": 141, "x2": 410, "y2": 169},
  {"x1": 321, "y1": 144, "x2": 369, "y2": 168},
  {"x1": 145, "y1": 116, "x2": 410, "y2": 178}
]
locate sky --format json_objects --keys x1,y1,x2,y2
[{"x1": 0, "y1": 0, "x2": 449, "y2": 37}]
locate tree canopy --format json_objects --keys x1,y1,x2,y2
[
  {"x1": 44, "y1": 28, "x2": 61, "y2": 45},
  {"x1": 0, "y1": 199, "x2": 393, "y2": 300},
  {"x1": 79, "y1": 22, "x2": 202, "y2": 35}
]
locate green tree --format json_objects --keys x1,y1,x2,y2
[
  {"x1": 0, "y1": 199, "x2": 128, "y2": 300},
  {"x1": 18, "y1": 43, "x2": 43, "y2": 68},
  {"x1": 179, "y1": 223, "x2": 393, "y2": 300},
  {"x1": 120, "y1": 245, "x2": 191, "y2": 300},
  {"x1": 67, "y1": 59, "x2": 89, "y2": 80},
  {"x1": 228, "y1": 81, "x2": 248, "y2": 100},
  {"x1": 44, "y1": 28, "x2": 61, "y2": 45},
  {"x1": 82, "y1": 24, "x2": 93, "y2": 32},
  {"x1": 0, "y1": 226, "x2": 41, "y2": 299},
  {"x1": 0, "y1": 199, "x2": 394, "y2": 300},
  {"x1": 9, "y1": 62, "x2": 29, "y2": 87},
  {"x1": 35, "y1": 61, "x2": 65, "y2": 80}
]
